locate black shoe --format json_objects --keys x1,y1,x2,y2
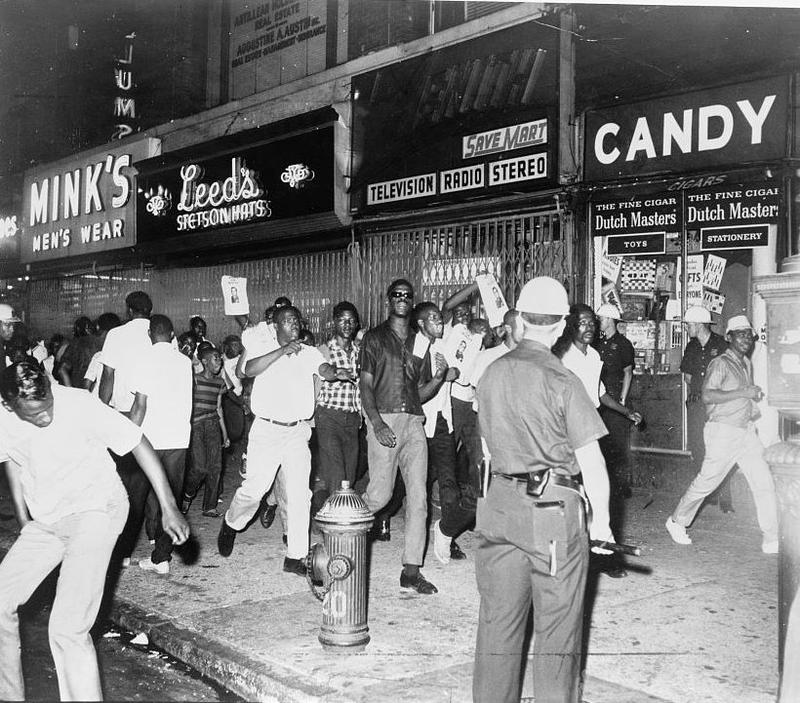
[
  {"x1": 400, "y1": 570, "x2": 438, "y2": 594},
  {"x1": 260, "y1": 503, "x2": 277, "y2": 529},
  {"x1": 370, "y1": 518, "x2": 391, "y2": 542},
  {"x1": 450, "y1": 540, "x2": 467, "y2": 560},
  {"x1": 283, "y1": 557, "x2": 307, "y2": 577},
  {"x1": 594, "y1": 554, "x2": 627, "y2": 578},
  {"x1": 217, "y1": 520, "x2": 237, "y2": 557}
]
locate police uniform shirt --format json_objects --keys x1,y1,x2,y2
[
  {"x1": 477, "y1": 339, "x2": 607, "y2": 476},
  {"x1": 594, "y1": 331, "x2": 634, "y2": 402},
  {"x1": 680, "y1": 332, "x2": 728, "y2": 398}
]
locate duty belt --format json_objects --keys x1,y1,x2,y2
[{"x1": 491, "y1": 469, "x2": 581, "y2": 497}]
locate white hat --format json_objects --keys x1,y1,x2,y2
[
  {"x1": 516, "y1": 276, "x2": 569, "y2": 316},
  {"x1": 726, "y1": 315, "x2": 753, "y2": 334},
  {"x1": 0, "y1": 304, "x2": 20, "y2": 323},
  {"x1": 595, "y1": 303, "x2": 622, "y2": 320},
  {"x1": 682, "y1": 306, "x2": 713, "y2": 325}
]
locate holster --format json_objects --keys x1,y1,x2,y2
[{"x1": 525, "y1": 469, "x2": 551, "y2": 497}]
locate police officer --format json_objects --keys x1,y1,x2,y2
[
  {"x1": 473, "y1": 277, "x2": 614, "y2": 703},
  {"x1": 594, "y1": 303, "x2": 636, "y2": 498}
]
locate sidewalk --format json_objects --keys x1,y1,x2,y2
[{"x1": 0, "y1": 468, "x2": 779, "y2": 702}]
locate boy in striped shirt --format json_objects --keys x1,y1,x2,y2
[{"x1": 182, "y1": 344, "x2": 230, "y2": 517}]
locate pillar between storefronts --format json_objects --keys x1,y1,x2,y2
[{"x1": 754, "y1": 267, "x2": 800, "y2": 700}]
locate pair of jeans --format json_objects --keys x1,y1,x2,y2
[
  {"x1": 314, "y1": 405, "x2": 361, "y2": 494},
  {"x1": 0, "y1": 500, "x2": 128, "y2": 701},
  {"x1": 428, "y1": 413, "x2": 474, "y2": 538},
  {"x1": 184, "y1": 417, "x2": 223, "y2": 512},
  {"x1": 363, "y1": 413, "x2": 428, "y2": 566}
]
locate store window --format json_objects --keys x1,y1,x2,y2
[{"x1": 591, "y1": 179, "x2": 781, "y2": 454}]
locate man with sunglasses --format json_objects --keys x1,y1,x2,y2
[
  {"x1": 360, "y1": 279, "x2": 448, "y2": 594},
  {"x1": 666, "y1": 315, "x2": 778, "y2": 552}
]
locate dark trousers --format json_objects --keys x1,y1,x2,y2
[
  {"x1": 473, "y1": 479, "x2": 588, "y2": 703},
  {"x1": 114, "y1": 448, "x2": 186, "y2": 562},
  {"x1": 114, "y1": 452, "x2": 148, "y2": 561},
  {"x1": 184, "y1": 417, "x2": 222, "y2": 512},
  {"x1": 599, "y1": 406, "x2": 632, "y2": 488},
  {"x1": 314, "y1": 406, "x2": 361, "y2": 494},
  {"x1": 150, "y1": 448, "x2": 187, "y2": 564},
  {"x1": 428, "y1": 413, "x2": 474, "y2": 538},
  {"x1": 451, "y1": 397, "x2": 481, "y2": 492}
]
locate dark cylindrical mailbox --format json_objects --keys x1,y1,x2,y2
[{"x1": 306, "y1": 481, "x2": 373, "y2": 652}]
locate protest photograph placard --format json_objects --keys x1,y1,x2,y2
[{"x1": 221, "y1": 275, "x2": 250, "y2": 316}]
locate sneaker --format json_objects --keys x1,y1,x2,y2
[
  {"x1": 432, "y1": 520, "x2": 451, "y2": 564},
  {"x1": 283, "y1": 557, "x2": 307, "y2": 577},
  {"x1": 121, "y1": 557, "x2": 131, "y2": 568},
  {"x1": 762, "y1": 540, "x2": 779, "y2": 554},
  {"x1": 217, "y1": 519, "x2": 237, "y2": 557},
  {"x1": 139, "y1": 557, "x2": 169, "y2": 575},
  {"x1": 666, "y1": 517, "x2": 692, "y2": 545},
  {"x1": 239, "y1": 454, "x2": 247, "y2": 479},
  {"x1": 148, "y1": 539, "x2": 155, "y2": 546},
  {"x1": 400, "y1": 570, "x2": 438, "y2": 595}
]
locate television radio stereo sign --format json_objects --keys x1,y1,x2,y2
[
  {"x1": 21, "y1": 138, "x2": 159, "y2": 263},
  {"x1": 366, "y1": 118, "x2": 549, "y2": 206}
]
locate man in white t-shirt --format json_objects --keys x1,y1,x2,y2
[
  {"x1": 0, "y1": 360, "x2": 189, "y2": 701},
  {"x1": 414, "y1": 302, "x2": 473, "y2": 565},
  {"x1": 99, "y1": 291, "x2": 158, "y2": 565},
  {"x1": 129, "y1": 314, "x2": 193, "y2": 575},
  {"x1": 470, "y1": 309, "x2": 519, "y2": 412},
  {"x1": 218, "y1": 306, "x2": 345, "y2": 576}
]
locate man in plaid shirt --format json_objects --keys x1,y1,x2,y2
[{"x1": 313, "y1": 301, "x2": 361, "y2": 511}]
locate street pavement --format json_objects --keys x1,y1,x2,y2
[{"x1": 0, "y1": 464, "x2": 780, "y2": 702}]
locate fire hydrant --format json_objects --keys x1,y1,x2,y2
[{"x1": 306, "y1": 481, "x2": 374, "y2": 652}]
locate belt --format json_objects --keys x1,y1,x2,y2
[
  {"x1": 491, "y1": 470, "x2": 581, "y2": 492},
  {"x1": 259, "y1": 417, "x2": 308, "y2": 427}
]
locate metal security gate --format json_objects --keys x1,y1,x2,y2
[
  {"x1": 360, "y1": 210, "x2": 572, "y2": 329},
  {"x1": 26, "y1": 249, "x2": 354, "y2": 343}
]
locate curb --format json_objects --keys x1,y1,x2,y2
[
  {"x1": 111, "y1": 599, "x2": 344, "y2": 703},
  {"x1": 0, "y1": 534, "x2": 672, "y2": 703}
]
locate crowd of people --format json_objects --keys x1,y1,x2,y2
[{"x1": 0, "y1": 273, "x2": 779, "y2": 702}]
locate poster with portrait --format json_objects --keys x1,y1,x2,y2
[
  {"x1": 221, "y1": 275, "x2": 250, "y2": 316},
  {"x1": 476, "y1": 273, "x2": 509, "y2": 328},
  {"x1": 444, "y1": 323, "x2": 482, "y2": 382}
]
